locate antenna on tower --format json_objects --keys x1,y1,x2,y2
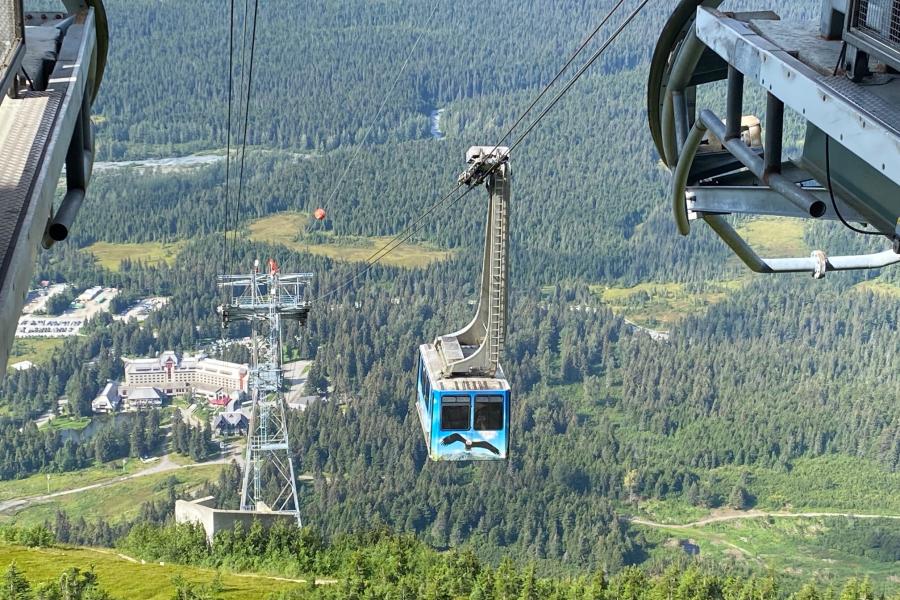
[{"x1": 218, "y1": 259, "x2": 312, "y2": 524}]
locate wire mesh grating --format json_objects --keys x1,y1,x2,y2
[
  {"x1": 0, "y1": 0, "x2": 22, "y2": 75},
  {"x1": 855, "y1": 0, "x2": 900, "y2": 46}
]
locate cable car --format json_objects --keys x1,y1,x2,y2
[
  {"x1": 417, "y1": 342, "x2": 510, "y2": 460},
  {"x1": 416, "y1": 146, "x2": 511, "y2": 461}
]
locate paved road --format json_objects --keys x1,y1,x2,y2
[
  {"x1": 283, "y1": 360, "x2": 312, "y2": 407},
  {"x1": 630, "y1": 509, "x2": 900, "y2": 529}
]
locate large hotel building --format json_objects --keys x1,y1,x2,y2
[{"x1": 122, "y1": 352, "x2": 248, "y2": 407}]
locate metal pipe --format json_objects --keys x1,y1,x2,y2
[
  {"x1": 661, "y1": 25, "x2": 707, "y2": 167},
  {"x1": 670, "y1": 119, "x2": 708, "y2": 235},
  {"x1": 43, "y1": 100, "x2": 92, "y2": 248},
  {"x1": 764, "y1": 93, "x2": 784, "y2": 176},
  {"x1": 687, "y1": 186, "x2": 868, "y2": 222},
  {"x1": 672, "y1": 91, "x2": 689, "y2": 152},
  {"x1": 43, "y1": 189, "x2": 85, "y2": 248},
  {"x1": 703, "y1": 215, "x2": 771, "y2": 272},
  {"x1": 698, "y1": 109, "x2": 826, "y2": 218},
  {"x1": 704, "y1": 214, "x2": 900, "y2": 274},
  {"x1": 725, "y1": 66, "x2": 744, "y2": 141}
]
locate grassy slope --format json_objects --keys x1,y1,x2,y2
[
  {"x1": 854, "y1": 278, "x2": 900, "y2": 298},
  {"x1": 0, "y1": 465, "x2": 224, "y2": 528},
  {"x1": 638, "y1": 516, "x2": 900, "y2": 594},
  {"x1": 0, "y1": 460, "x2": 156, "y2": 502},
  {"x1": 6, "y1": 338, "x2": 67, "y2": 368},
  {"x1": 0, "y1": 543, "x2": 303, "y2": 600},
  {"x1": 248, "y1": 212, "x2": 453, "y2": 268},
  {"x1": 736, "y1": 217, "x2": 808, "y2": 257},
  {"x1": 591, "y1": 280, "x2": 744, "y2": 329}
]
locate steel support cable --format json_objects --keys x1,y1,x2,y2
[
  {"x1": 506, "y1": 0, "x2": 653, "y2": 156},
  {"x1": 314, "y1": 183, "x2": 473, "y2": 301},
  {"x1": 231, "y1": 0, "x2": 261, "y2": 271},
  {"x1": 224, "y1": 0, "x2": 253, "y2": 274},
  {"x1": 320, "y1": 0, "x2": 442, "y2": 215},
  {"x1": 221, "y1": 0, "x2": 236, "y2": 282},
  {"x1": 318, "y1": 0, "x2": 622, "y2": 218},
  {"x1": 314, "y1": 0, "x2": 652, "y2": 301},
  {"x1": 484, "y1": 0, "x2": 629, "y2": 159},
  {"x1": 315, "y1": 0, "x2": 627, "y2": 277}
]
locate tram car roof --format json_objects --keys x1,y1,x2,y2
[{"x1": 419, "y1": 343, "x2": 510, "y2": 391}]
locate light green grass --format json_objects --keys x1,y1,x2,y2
[
  {"x1": 638, "y1": 516, "x2": 900, "y2": 594},
  {"x1": 1, "y1": 465, "x2": 223, "y2": 527},
  {"x1": 634, "y1": 498, "x2": 711, "y2": 525},
  {"x1": 709, "y1": 455, "x2": 900, "y2": 514},
  {"x1": 0, "y1": 542, "x2": 303, "y2": 600},
  {"x1": 737, "y1": 217, "x2": 808, "y2": 256},
  {"x1": 84, "y1": 241, "x2": 186, "y2": 271},
  {"x1": 45, "y1": 416, "x2": 92, "y2": 431},
  {"x1": 0, "y1": 462, "x2": 149, "y2": 502},
  {"x1": 853, "y1": 278, "x2": 900, "y2": 298},
  {"x1": 249, "y1": 212, "x2": 453, "y2": 268},
  {"x1": 590, "y1": 280, "x2": 744, "y2": 328},
  {"x1": 7, "y1": 338, "x2": 67, "y2": 367}
]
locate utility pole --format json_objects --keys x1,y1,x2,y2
[{"x1": 218, "y1": 259, "x2": 312, "y2": 525}]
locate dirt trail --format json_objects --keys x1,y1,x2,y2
[
  {"x1": 85, "y1": 547, "x2": 337, "y2": 585},
  {"x1": 0, "y1": 454, "x2": 235, "y2": 514},
  {"x1": 630, "y1": 509, "x2": 900, "y2": 529}
]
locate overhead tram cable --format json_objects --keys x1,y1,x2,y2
[
  {"x1": 320, "y1": 0, "x2": 443, "y2": 216},
  {"x1": 222, "y1": 0, "x2": 254, "y2": 276},
  {"x1": 313, "y1": 0, "x2": 654, "y2": 302},
  {"x1": 230, "y1": 0, "x2": 261, "y2": 273},
  {"x1": 220, "y1": 0, "x2": 236, "y2": 293}
]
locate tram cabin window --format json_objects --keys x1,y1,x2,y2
[
  {"x1": 419, "y1": 362, "x2": 431, "y2": 410},
  {"x1": 441, "y1": 396, "x2": 470, "y2": 430},
  {"x1": 474, "y1": 396, "x2": 503, "y2": 431}
]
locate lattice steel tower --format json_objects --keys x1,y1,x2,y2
[{"x1": 218, "y1": 259, "x2": 312, "y2": 524}]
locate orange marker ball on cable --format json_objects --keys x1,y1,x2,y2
[{"x1": 313, "y1": 208, "x2": 326, "y2": 221}]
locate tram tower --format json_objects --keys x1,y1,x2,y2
[{"x1": 218, "y1": 259, "x2": 312, "y2": 524}]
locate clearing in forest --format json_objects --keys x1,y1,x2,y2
[
  {"x1": 853, "y1": 277, "x2": 900, "y2": 298},
  {"x1": 736, "y1": 216, "x2": 807, "y2": 257},
  {"x1": 591, "y1": 280, "x2": 742, "y2": 329},
  {"x1": 84, "y1": 241, "x2": 186, "y2": 271},
  {"x1": 248, "y1": 212, "x2": 453, "y2": 268},
  {"x1": 635, "y1": 514, "x2": 900, "y2": 594},
  {"x1": 0, "y1": 465, "x2": 223, "y2": 528},
  {"x1": 6, "y1": 338, "x2": 66, "y2": 367}
]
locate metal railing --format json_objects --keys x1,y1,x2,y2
[
  {"x1": 847, "y1": 0, "x2": 900, "y2": 71},
  {"x1": 0, "y1": 0, "x2": 23, "y2": 99}
]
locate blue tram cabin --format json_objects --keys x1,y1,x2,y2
[{"x1": 416, "y1": 343, "x2": 510, "y2": 461}]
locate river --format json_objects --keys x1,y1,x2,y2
[
  {"x1": 430, "y1": 108, "x2": 445, "y2": 140},
  {"x1": 93, "y1": 154, "x2": 225, "y2": 172}
]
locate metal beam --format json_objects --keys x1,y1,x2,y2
[
  {"x1": 704, "y1": 214, "x2": 900, "y2": 276},
  {"x1": 0, "y1": 12, "x2": 96, "y2": 371},
  {"x1": 687, "y1": 186, "x2": 871, "y2": 223},
  {"x1": 698, "y1": 110, "x2": 826, "y2": 218},
  {"x1": 695, "y1": 7, "x2": 900, "y2": 187}
]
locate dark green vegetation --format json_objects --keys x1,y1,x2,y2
[
  {"x1": 0, "y1": 410, "x2": 161, "y2": 480},
  {"x1": 118, "y1": 523, "x2": 900, "y2": 600},
  {"x1": 2, "y1": 0, "x2": 900, "y2": 596},
  {"x1": 4, "y1": 527, "x2": 898, "y2": 600}
]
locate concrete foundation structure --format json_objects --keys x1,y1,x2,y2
[{"x1": 174, "y1": 496, "x2": 299, "y2": 542}]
